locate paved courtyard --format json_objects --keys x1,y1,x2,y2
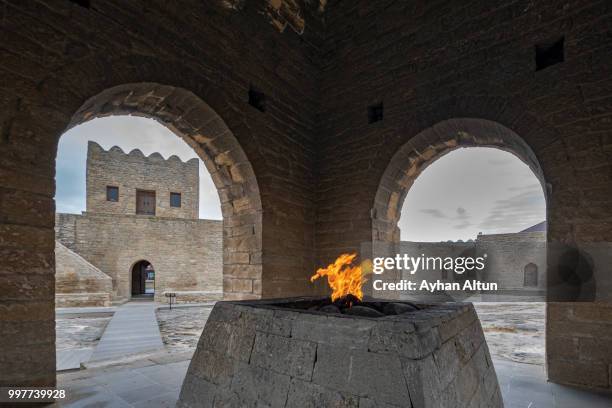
[
  {"x1": 156, "y1": 305, "x2": 213, "y2": 352},
  {"x1": 474, "y1": 302, "x2": 545, "y2": 365},
  {"x1": 53, "y1": 301, "x2": 611, "y2": 407}
]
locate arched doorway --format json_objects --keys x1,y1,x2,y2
[
  {"x1": 131, "y1": 260, "x2": 155, "y2": 298},
  {"x1": 524, "y1": 263, "x2": 539, "y2": 287},
  {"x1": 65, "y1": 83, "x2": 263, "y2": 301},
  {"x1": 371, "y1": 117, "x2": 551, "y2": 378}
]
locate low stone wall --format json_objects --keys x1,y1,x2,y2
[
  {"x1": 56, "y1": 212, "x2": 222, "y2": 302},
  {"x1": 55, "y1": 241, "x2": 112, "y2": 307},
  {"x1": 178, "y1": 299, "x2": 502, "y2": 408}
]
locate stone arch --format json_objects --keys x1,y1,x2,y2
[
  {"x1": 523, "y1": 262, "x2": 539, "y2": 287},
  {"x1": 66, "y1": 83, "x2": 263, "y2": 300},
  {"x1": 372, "y1": 118, "x2": 547, "y2": 245},
  {"x1": 130, "y1": 259, "x2": 155, "y2": 297}
]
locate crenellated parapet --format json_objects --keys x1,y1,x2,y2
[{"x1": 86, "y1": 141, "x2": 199, "y2": 219}]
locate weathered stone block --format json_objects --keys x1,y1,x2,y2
[
  {"x1": 313, "y1": 344, "x2": 410, "y2": 406},
  {"x1": 251, "y1": 332, "x2": 316, "y2": 380},
  {"x1": 286, "y1": 378, "x2": 359, "y2": 408},
  {"x1": 230, "y1": 362, "x2": 291, "y2": 407},
  {"x1": 179, "y1": 299, "x2": 501, "y2": 407}
]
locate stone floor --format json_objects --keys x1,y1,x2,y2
[
  {"x1": 53, "y1": 351, "x2": 192, "y2": 407},
  {"x1": 56, "y1": 314, "x2": 113, "y2": 351},
  {"x1": 90, "y1": 301, "x2": 164, "y2": 362},
  {"x1": 155, "y1": 305, "x2": 213, "y2": 352},
  {"x1": 53, "y1": 301, "x2": 611, "y2": 407},
  {"x1": 53, "y1": 352, "x2": 612, "y2": 407},
  {"x1": 495, "y1": 358, "x2": 612, "y2": 408},
  {"x1": 56, "y1": 312, "x2": 113, "y2": 370},
  {"x1": 474, "y1": 302, "x2": 545, "y2": 365}
]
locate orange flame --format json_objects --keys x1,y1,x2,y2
[{"x1": 310, "y1": 253, "x2": 367, "y2": 302}]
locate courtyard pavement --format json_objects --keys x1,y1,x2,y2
[
  {"x1": 53, "y1": 301, "x2": 612, "y2": 407},
  {"x1": 54, "y1": 352, "x2": 191, "y2": 407},
  {"x1": 89, "y1": 301, "x2": 164, "y2": 362},
  {"x1": 495, "y1": 358, "x2": 612, "y2": 408},
  {"x1": 53, "y1": 353, "x2": 612, "y2": 407}
]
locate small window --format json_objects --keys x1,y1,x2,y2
[
  {"x1": 106, "y1": 186, "x2": 119, "y2": 202},
  {"x1": 170, "y1": 192, "x2": 182, "y2": 208},
  {"x1": 535, "y1": 36, "x2": 564, "y2": 71},
  {"x1": 523, "y1": 263, "x2": 538, "y2": 287},
  {"x1": 368, "y1": 103, "x2": 384, "y2": 124},
  {"x1": 248, "y1": 85, "x2": 266, "y2": 112}
]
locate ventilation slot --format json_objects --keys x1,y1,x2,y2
[
  {"x1": 368, "y1": 103, "x2": 384, "y2": 124},
  {"x1": 69, "y1": 0, "x2": 91, "y2": 8},
  {"x1": 248, "y1": 86, "x2": 266, "y2": 112},
  {"x1": 535, "y1": 37, "x2": 564, "y2": 71}
]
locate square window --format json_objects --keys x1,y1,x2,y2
[
  {"x1": 106, "y1": 186, "x2": 119, "y2": 202},
  {"x1": 535, "y1": 36, "x2": 564, "y2": 71},
  {"x1": 170, "y1": 192, "x2": 182, "y2": 208},
  {"x1": 248, "y1": 85, "x2": 266, "y2": 112},
  {"x1": 368, "y1": 103, "x2": 384, "y2": 124}
]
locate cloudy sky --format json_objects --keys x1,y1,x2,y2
[
  {"x1": 399, "y1": 148, "x2": 546, "y2": 242},
  {"x1": 57, "y1": 118, "x2": 546, "y2": 240},
  {"x1": 56, "y1": 116, "x2": 222, "y2": 219}
]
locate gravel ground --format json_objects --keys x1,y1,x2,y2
[
  {"x1": 56, "y1": 315, "x2": 112, "y2": 351},
  {"x1": 156, "y1": 306, "x2": 213, "y2": 352},
  {"x1": 155, "y1": 302, "x2": 545, "y2": 362},
  {"x1": 473, "y1": 302, "x2": 545, "y2": 365}
]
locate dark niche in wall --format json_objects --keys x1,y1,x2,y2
[
  {"x1": 368, "y1": 102, "x2": 384, "y2": 124},
  {"x1": 535, "y1": 36, "x2": 565, "y2": 71},
  {"x1": 248, "y1": 85, "x2": 266, "y2": 113}
]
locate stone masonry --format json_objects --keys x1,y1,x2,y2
[
  {"x1": 1, "y1": 0, "x2": 611, "y2": 392},
  {"x1": 397, "y1": 230, "x2": 547, "y2": 295},
  {"x1": 54, "y1": 241, "x2": 112, "y2": 307},
  {"x1": 178, "y1": 299, "x2": 502, "y2": 408},
  {"x1": 55, "y1": 142, "x2": 222, "y2": 303},
  {"x1": 86, "y1": 141, "x2": 199, "y2": 219}
]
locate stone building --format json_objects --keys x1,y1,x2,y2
[
  {"x1": 392, "y1": 223, "x2": 547, "y2": 300},
  {"x1": 1, "y1": 0, "x2": 611, "y2": 395},
  {"x1": 55, "y1": 142, "x2": 222, "y2": 305}
]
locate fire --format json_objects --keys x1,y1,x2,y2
[{"x1": 310, "y1": 253, "x2": 368, "y2": 302}]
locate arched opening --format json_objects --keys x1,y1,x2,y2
[
  {"x1": 524, "y1": 263, "x2": 539, "y2": 287},
  {"x1": 51, "y1": 83, "x2": 263, "y2": 374},
  {"x1": 65, "y1": 83, "x2": 263, "y2": 301},
  {"x1": 131, "y1": 260, "x2": 155, "y2": 298},
  {"x1": 371, "y1": 118, "x2": 550, "y2": 386}
]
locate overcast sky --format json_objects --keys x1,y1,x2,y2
[
  {"x1": 56, "y1": 116, "x2": 222, "y2": 219},
  {"x1": 399, "y1": 148, "x2": 546, "y2": 242},
  {"x1": 57, "y1": 118, "x2": 546, "y2": 240}
]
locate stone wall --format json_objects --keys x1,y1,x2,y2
[
  {"x1": 316, "y1": 1, "x2": 612, "y2": 390},
  {"x1": 1, "y1": 0, "x2": 611, "y2": 392},
  {"x1": 55, "y1": 241, "x2": 112, "y2": 307},
  {"x1": 476, "y1": 232, "x2": 547, "y2": 293},
  {"x1": 86, "y1": 141, "x2": 199, "y2": 219},
  {"x1": 56, "y1": 212, "x2": 223, "y2": 303},
  {"x1": 376, "y1": 232, "x2": 547, "y2": 300},
  {"x1": 179, "y1": 300, "x2": 502, "y2": 408},
  {"x1": 0, "y1": 1, "x2": 323, "y2": 386}
]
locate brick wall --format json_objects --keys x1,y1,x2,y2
[
  {"x1": 55, "y1": 241, "x2": 113, "y2": 307},
  {"x1": 316, "y1": 0, "x2": 612, "y2": 390},
  {"x1": 0, "y1": 0, "x2": 611, "y2": 391},
  {"x1": 56, "y1": 212, "x2": 223, "y2": 302},
  {"x1": 0, "y1": 0, "x2": 323, "y2": 386},
  {"x1": 86, "y1": 141, "x2": 199, "y2": 219}
]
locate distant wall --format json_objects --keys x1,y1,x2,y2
[
  {"x1": 396, "y1": 232, "x2": 546, "y2": 294},
  {"x1": 56, "y1": 212, "x2": 222, "y2": 302},
  {"x1": 477, "y1": 231, "x2": 547, "y2": 291},
  {"x1": 86, "y1": 141, "x2": 199, "y2": 219},
  {"x1": 55, "y1": 241, "x2": 112, "y2": 307}
]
